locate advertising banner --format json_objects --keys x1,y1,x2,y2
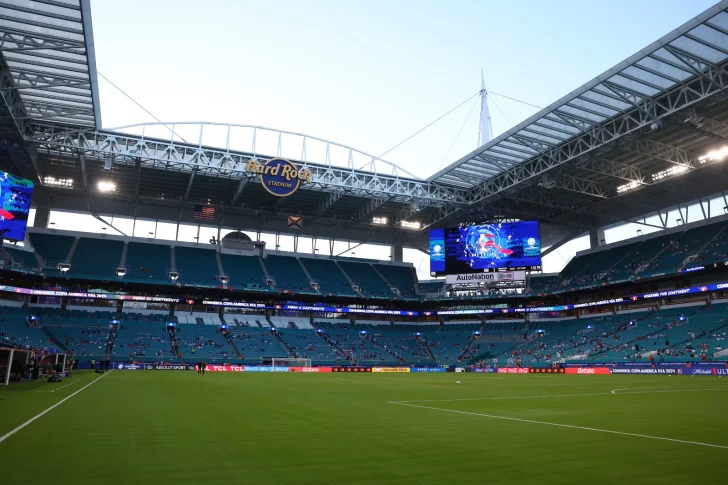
[
  {"x1": 144, "y1": 364, "x2": 194, "y2": 371},
  {"x1": 410, "y1": 368, "x2": 446, "y2": 373},
  {"x1": 332, "y1": 367, "x2": 371, "y2": 372},
  {"x1": 372, "y1": 367, "x2": 411, "y2": 373},
  {"x1": 469, "y1": 367, "x2": 498, "y2": 373},
  {"x1": 445, "y1": 270, "x2": 526, "y2": 285},
  {"x1": 564, "y1": 367, "x2": 610, "y2": 375},
  {"x1": 497, "y1": 367, "x2": 529, "y2": 374},
  {"x1": 205, "y1": 365, "x2": 246, "y2": 372},
  {"x1": 610, "y1": 367, "x2": 683, "y2": 375},
  {"x1": 289, "y1": 367, "x2": 332, "y2": 373},
  {"x1": 680, "y1": 367, "x2": 728, "y2": 376},
  {"x1": 529, "y1": 367, "x2": 566, "y2": 374},
  {"x1": 244, "y1": 366, "x2": 289, "y2": 372},
  {"x1": 115, "y1": 363, "x2": 144, "y2": 370}
]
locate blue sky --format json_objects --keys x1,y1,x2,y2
[
  {"x1": 92, "y1": 0, "x2": 718, "y2": 177},
  {"x1": 52, "y1": 0, "x2": 722, "y2": 277}
]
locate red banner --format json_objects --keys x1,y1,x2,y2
[
  {"x1": 497, "y1": 367, "x2": 529, "y2": 374},
  {"x1": 289, "y1": 367, "x2": 332, "y2": 373},
  {"x1": 565, "y1": 367, "x2": 611, "y2": 375},
  {"x1": 205, "y1": 365, "x2": 245, "y2": 372}
]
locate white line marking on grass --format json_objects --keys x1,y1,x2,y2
[
  {"x1": 34, "y1": 381, "x2": 78, "y2": 393},
  {"x1": 0, "y1": 371, "x2": 112, "y2": 445},
  {"x1": 396, "y1": 387, "x2": 728, "y2": 403},
  {"x1": 388, "y1": 401, "x2": 728, "y2": 450},
  {"x1": 610, "y1": 386, "x2": 672, "y2": 394}
]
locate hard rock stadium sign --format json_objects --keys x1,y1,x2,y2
[{"x1": 246, "y1": 158, "x2": 312, "y2": 197}]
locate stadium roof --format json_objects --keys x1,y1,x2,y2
[
  {"x1": 0, "y1": 0, "x2": 101, "y2": 129},
  {"x1": 3, "y1": 1, "x2": 728, "y2": 251},
  {"x1": 419, "y1": 0, "x2": 728, "y2": 236},
  {"x1": 429, "y1": 4, "x2": 728, "y2": 189}
]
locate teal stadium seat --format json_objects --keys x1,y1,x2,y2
[
  {"x1": 70, "y1": 238, "x2": 124, "y2": 280},
  {"x1": 175, "y1": 246, "x2": 219, "y2": 286},
  {"x1": 299, "y1": 258, "x2": 359, "y2": 296},
  {"x1": 125, "y1": 242, "x2": 172, "y2": 284}
]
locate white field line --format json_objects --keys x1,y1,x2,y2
[
  {"x1": 0, "y1": 371, "x2": 112, "y2": 445},
  {"x1": 388, "y1": 400, "x2": 728, "y2": 450},
  {"x1": 35, "y1": 381, "x2": 79, "y2": 393},
  {"x1": 394, "y1": 387, "x2": 728, "y2": 403}
]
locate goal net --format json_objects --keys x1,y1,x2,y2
[{"x1": 271, "y1": 358, "x2": 312, "y2": 369}]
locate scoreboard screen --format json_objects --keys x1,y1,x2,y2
[
  {"x1": 430, "y1": 221, "x2": 541, "y2": 276},
  {"x1": 0, "y1": 171, "x2": 34, "y2": 242}
]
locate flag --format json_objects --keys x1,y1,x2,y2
[
  {"x1": 193, "y1": 205, "x2": 215, "y2": 220},
  {"x1": 287, "y1": 215, "x2": 303, "y2": 229}
]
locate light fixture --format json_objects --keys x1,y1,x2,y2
[
  {"x1": 43, "y1": 176, "x2": 73, "y2": 188},
  {"x1": 698, "y1": 146, "x2": 728, "y2": 164},
  {"x1": 636, "y1": 229, "x2": 643, "y2": 236},
  {"x1": 116, "y1": 267, "x2": 127, "y2": 276},
  {"x1": 676, "y1": 218, "x2": 683, "y2": 225},
  {"x1": 651, "y1": 165, "x2": 688, "y2": 182},
  {"x1": 58, "y1": 263, "x2": 71, "y2": 272},
  {"x1": 372, "y1": 216, "x2": 387, "y2": 225},
  {"x1": 617, "y1": 180, "x2": 640, "y2": 194},
  {"x1": 169, "y1": 271, "x2": 179, "y2": 281},
  {"x1": 98, "y1": 181, "x2": 116, "y2": 192},
  {"x1": 400, "y1": 220, "x2": 421, "y2": 230}
]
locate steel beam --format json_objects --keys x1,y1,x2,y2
[
  {"x1": 27, "y1": 124, "x2": 470, "y2": 206},
  {"x1": 230, "y1": 176, "x2": 248, "y2": 206},
  {"x1": 622, "y1": 138, "x2": 692, "y2": 167},
  {"x1": 183, "y1": 167, "x2": 197, "y2": 202},
  {"x1": 315, "y1": 191, "x2": 345, "y2": 217},
  {"x1": 573, "y1": 156, "x2": 646, "y2": 183}
]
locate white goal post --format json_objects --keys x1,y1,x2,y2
[{"x1": 271, "y1": 358, "x2": 312, "y2": 369}]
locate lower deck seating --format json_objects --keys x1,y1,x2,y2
[
  {"x1": 113, "y1": 321, "x2": 173, "y2": 359},
  {"x1": 44, "y1": 322, "x2": 109, "y2": 357},
  {"x1": 277, "y1": 329, "x2": 339, "y2": 363},
  {"x1": 174, "y1": 324, "x2": 233, "y2": 360},
  {"x1": 228, "y1": 328, "x2": 289, "y2": 360}
]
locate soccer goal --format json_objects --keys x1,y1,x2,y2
[{"x1": 271, "y1": 358, "x2": 311, "y2": 369}]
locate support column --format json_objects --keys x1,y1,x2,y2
[
  {"x1": 391, "y1": 245, "x2": 403, "y2": 262},
  {"x1": 60, "y1": 296, "x2": 68, "y2": 311},
  {"x1": 116, "y1": 300, "x2": 123, "y2": 319},
  {"x1": 33, "y1": 207, "x2": 50, "y2": 229},
  {"x1": 589, "y1": 227, "x2": 605, "y2": 249},
  {"x1": 4, "y1": 349, "x2": 14, "y2": 385},
  {"x1": 169, "y1": 303, "x2": 175, "y2": 318}
]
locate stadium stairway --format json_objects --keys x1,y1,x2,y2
[
  {"x1": 333, "y1": 261, "x2": 365, "y2": 297},
  {"x1": 369, "y1": 264, "x2": 397, "y2": 297},
  {"x1": 318, "y1": 330, "x2": 347, "y2": 357},
  {"x1": 423, "y1": 341, "x2": 437, "y2": 361},
  {"x1": 366, "y1": 334, "x2": 405, "y2": 364},
  {"x1": 223, "y1": 332, "x2": 243, "y2": 358},
  {"x1": 270, "y1": 329, "x2": 296, "y2": 357}
]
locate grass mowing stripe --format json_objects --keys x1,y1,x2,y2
[
  {"x1": 388, "y1": 400, "x2": 728, "y2": 450},
  {"x1": 0, "y1": 370, "x2": 112, "y2": 444}
]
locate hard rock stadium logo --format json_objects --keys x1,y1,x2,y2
[{"x1": 246, "y1": 158, "x2": 312, "y2": 197}]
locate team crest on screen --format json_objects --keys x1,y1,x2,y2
[{"x1": 246, "y1": 158, "x2": 312, "y2": 197}]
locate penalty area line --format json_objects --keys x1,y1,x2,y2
[
  {"x1": 0, "y1": 371, "x2": 112, "y2": 445},
  {"x1": 387, "y1": 401, "x2": 728, "y2": 450}
]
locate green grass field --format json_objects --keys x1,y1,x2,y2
[{"x1": 1, "y1": 370, "x2": 727, "y2": 485}]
